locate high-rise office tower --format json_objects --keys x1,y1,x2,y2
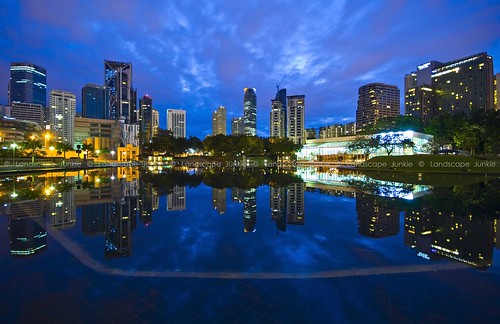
[
  {"x1": 276, "y1": 88, "x2": 287, "y2": 134},
  {"x1": 82, "y1": 83, "x2": 109, "y2": 119},
  {"x1": 8, "y1": 62, "x2": 47, "y2": 107},
  {"x1": 356, "y1": 83, "x2": 400, "y2": 133},
  {"x1": 104, "y1": 60, "x2": 134, "y2": 122},
  {"x1": 405, "y1": 85, "x2": 434, "y2": 122},
  {"x1": 432, "y1": 52, "x2": 494, "y2": 115},
  {"x1": 152, "y1": 109, "x2": 159, "y2": 137},
  {"x1": 243, "y1": 88, "x2": 257, "y2": 135},
  {"x1": 139, "y1": 95, "x2": 153, "y2": 142},
  {"x1": 212, "y1": 105, "x2": 227, "y2": 135},
  {"x1": 167, "y1": 109, "x2": 186, "y2": 138},
  {"x1": 287, "y1": 95, "x2": 305, "y2": 144},
  {"x1": 231, "y1": 117, "x2": 244, "y2": 135},
  {"x1": 49, "y1": 90, "x2": 76, "y2": 145},
  {"x1": 270, "y1": 99, "x2": 285, "y2": 138},
  {"x1": 243, "y1": 188, "x2": 257, "y2": 233}
]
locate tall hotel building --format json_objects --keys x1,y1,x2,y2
[
  {"x1": 287, "y1": 95, "x2": 305, "y2": 144},
  {"x1": 82, "y1": 83, "x2": 109, "y2": 119},
  {"x1": 212, "y1": 105, "x2": 227, "y2": 135},
  {"x1": 356, "y1": 83, "x2": 400, "y2": 132},
  {"x1": 104, "y1": 60, "x2": 137, "y2": 123},
  {"x1": 9, "y1": 62, "x2": 47, "y2": 107},
  {"x1": 432, "y1": 52, "x2": 494, "y2": 115},
  {"x1": 167, "y1": 109, "x2": 186, "y2": 138},
  {"x1": 49, "y1": 90, "x2": 76, "y2": 145},
  {"x1": 243, "y1": 88, "x2": 257, "y2": 136},
  {"x1": 405, "y1": 52, "x2": 494, "y2": 120}
]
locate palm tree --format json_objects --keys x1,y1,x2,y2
[
  {"x1": 55, "y1": 142, "x2": 74, "y2": 161},
  {"x1": 22, "y1": 138, "x2": 43, "y2": 163},
  {"x1": 81, "y1": 143, "x2": 93, "y2": 161}
]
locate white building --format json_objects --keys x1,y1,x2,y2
[
  {"x1": 121, "y1": 123, "x2": 140, "y2": 147},
  {"x1": 49, "y1": 90, "x2": 76, "y2": 146},
  {"x1": 167, "y1": 109, "x2": 186, "y2": 138}
]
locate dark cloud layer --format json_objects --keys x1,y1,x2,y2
[{"x1": 0, "y1": 0, "x2": 499, "y2": 137}]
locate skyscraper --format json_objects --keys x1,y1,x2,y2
[
  {"x1": 49, "y1": 90, "x2": 76, "y2": 145},
  {"x1": 231, "y1": 117, "x2": 244, "y2": 135},
  {"x1": 139, "y1": 95, "x2": 153, "y2": 142},
  {"x1": 270, "y1": 99, "x2": 285, "y2": 138},
  {"x1": 356, "y1": 83, "x2": 400, "y2": 133},
  {"x1": 243, "y1": 88, "x2": 257, "y2": 135},
  {"x1": 212, "y1": 105, "x2": 227, "y2": 135},
  {"x1": 276, "y1": 88, "x2": 287, "y2": 134},
  {"x1": 287, "y1": 95, "x2": 305, "y2": 144},
  {"x1": 152, "y1": 109, "x2": 159, "y2": 137},
  {"x1": 495, "y1": 73, "x2": 499, "y2": 111},
  {"x1": 167, "y1": 109, "x2": 186, "y2": 138},
  {"x1": 9, "y1": 62, "x2": 47, "y2": 107},
  {"x1": 104, "y1": 60, "x2": 134, "y2": 122},
  {"x1": 432, "y1": 52, "x2": 494, "y2": 115},
  {"x1": 82, "y1": 84, "x2": 109, "y2": 119}
]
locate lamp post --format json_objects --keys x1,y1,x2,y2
[
  {"x1": 10, "y1": 143, "x2": 17, "y2": 165},
  {"x1": 110, "y1": 150, "x2": 116, "y2": 160}
]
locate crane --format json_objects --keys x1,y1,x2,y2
[{"x1": 276, "y1": 74, "x2": 287, "y2": 93}]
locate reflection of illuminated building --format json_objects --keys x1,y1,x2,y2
[
  {"x1": 243, "y1": 188, "x2": 257, "y2": 232},
  {"x1": 49, "y1": 189, "x2": 76, "y2": 229},
  {"x1": 287, "y1": 183, "x2": 305, "y2": 225},
  {"x1": 212, "y1": 188, "x2": 226, "y2": 214},
  {"x1": 356, "y1": 193, "x2": 399, "y2": 238},
  {"x1": 270, "y1": 187, "x2": 286, "y2": 232},
  {"x1": 105, "y1": 199, "x2": 133, "y2": 259},
  {"x1": 231, "y1": 188, "x2": 245, "y2": 203},
  {"x1": 167, "y1": 185, "x2": 186, "y2": 211},
  {"x1": 404, "y1": 207, "x2": 494, "y2": 268},
  {"x1": 82, "y1": 203, "x2": 108, "y2": 236},
  {"x1": 139, "y1": 181, "x2": 157, "y2": 225},
  {"x1": 9, "y1": 201, "x2": 47, "y2": 256}
]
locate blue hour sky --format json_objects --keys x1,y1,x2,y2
[{"x1": 0, "y1": 0, "x2": 499, "y2": 138}]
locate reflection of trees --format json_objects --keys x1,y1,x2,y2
[
  {"x1": 345, "y1": 177, "x2": 414, "y2": 199},
  {"x1": 141, "y1": 170, "x2": 204, "y2": 194}
]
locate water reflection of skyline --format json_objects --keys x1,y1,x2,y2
[{"x1": 0, "y1": 167, "x2": 498, "y2": 270}]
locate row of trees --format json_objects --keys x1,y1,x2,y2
[
  {"x1": 143, "y1": 132, "x2": 302, "y2": 159},
  {"x1": 347, "y1": 133, "x2": 416, "y2": 158}
]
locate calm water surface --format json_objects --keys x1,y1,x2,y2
[{"x1": 1, "y1": 167, "x2": 499, "y2": 322}]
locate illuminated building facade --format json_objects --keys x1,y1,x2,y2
[
  {"x1": 49, "y1": 90, "x2": 76, "y2": 145},
  {"x1": 356, "y1": 83, "x2": 400, "y2": 133},
  {"x1": 270, "y1": 99, "x2": 285, "y2": 138},
  {"x1": 318, "y1": 122, "x2": 356, "y2": 138},
  {"x1": 139, "y1": 95, "x2": 153, "y2": 142},
  {"x1": 270, "y1": 187, "x2": 287, "y2": 233},
  {"x1": 82, "y1": 83, "x2": 109, "y2": 119},
  {"x1": 152, "y1": 109, "x2": 159, "y2": 137},
  {"x1": 74, "y1": 116, "x2": 121, "y2": 151},
  {"x1": 231, "y1": 117, "x2": 244, "y2": 135},
  {"x1": 495, "y1": 73, "x2": 499, "y2": 111},
  {"x1": 10, "y1": 102, "x2": 45, "y2": 129},
  {"x1": 9, "y1": 62, "x2": 47, "y2": 108},
  {"x1": 167, "y1": 109, "x2": 186, "y2": 138},
  {"x1": 104, "y1": 60, "x2": 136, "y2": 122},
  {"x1": 243, "y1": 88, "x2": 257, "y2": 136},
  {"x1": 243, "y1": 188, "x2": 257, "y2": 232},
  {"x1": 212, "y1": 105, "x2": 227, "y2": 135},
  {"x1": 432, "y1": 52, "x2": 494, "y2": 115},
  {"x1": 287, "y1": 95, "x2": 305, "y2": 144}
]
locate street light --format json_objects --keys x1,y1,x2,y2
[{"x1": 10, "y1": 143, "x2": 17, "y2": 164}]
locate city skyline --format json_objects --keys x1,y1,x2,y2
[{"x1": 0, "y1": 1, "x2": 499, "y2": 138}]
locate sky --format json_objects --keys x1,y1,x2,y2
[{"x1": 0, "y1": 0, "x2": 499, "y2": 138}]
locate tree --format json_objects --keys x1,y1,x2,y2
[
  {"x1": 378, "y1": 133, "x2": 415, "y2": 156},
  {"x1": 452, "y1": 124, "x2": 484, "y2": 155},
  {"x1": 347, "y1": 136, "x2": 380, "y2": 160},
  {"x1": 22, "y1": 137, "x2": 43, "y2": 163},
  {"x1": 55, "y1": 142, "x2": 74, "y2": 160}
]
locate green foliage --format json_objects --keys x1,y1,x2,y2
[{"x1": 21, "y1": 138, "x2": 43, "y2": 162}]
